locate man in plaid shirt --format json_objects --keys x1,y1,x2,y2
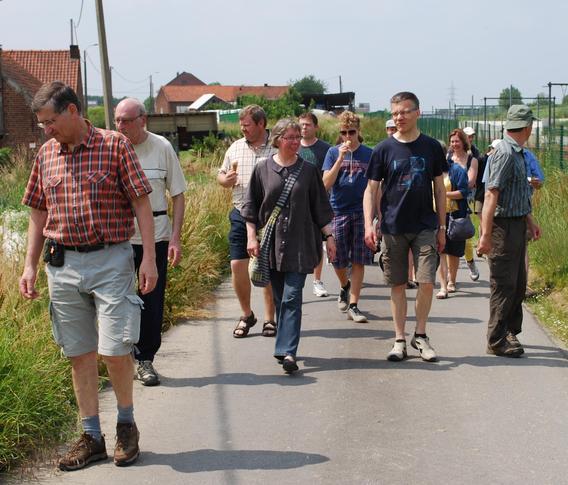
[
  {"x1": 19, "y1": 82, "x2": 157, "y2": 471},
  {"x1": 218, "y1": 105, "x2": 276, "y2": 339}
]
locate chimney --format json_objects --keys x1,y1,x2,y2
[{"x1": 69, "y1": 45, "x2": 80, "y2": 60}]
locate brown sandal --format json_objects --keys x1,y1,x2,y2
[
  {"x1": 261, "y1": 320, "x2": 277, "y2": 337},
  {"x1": 233, "y1": 312, "x2": 257, "y2": 338}
]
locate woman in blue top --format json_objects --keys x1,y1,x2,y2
[{"x1": 437, "y1": 131, "x2": 470, "y2": 299}]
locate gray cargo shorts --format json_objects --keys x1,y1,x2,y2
[
  {"x1": 381, "y1": 230, "x2": 438, "y2": 286},
  {"x1": 45, "y1": 241, "x2": 144, "y2": 357}
]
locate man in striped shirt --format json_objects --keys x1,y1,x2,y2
[
  {"x1": 478, "y1": 105, "x2": 541, "y2": 358},
  {"x1": 19, "y1": 82, "x2": 157, "y2": 470},
  {"x1": 217, "y1": 105, "x2": 276, "y2": 338}
]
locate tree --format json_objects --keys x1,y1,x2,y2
[
  {"x1": 143, "y1": 96, "x2": 154, "y2": 113},
  {"x1": 291, "y1": 75, "x2": 326, "y2": 96},
  {"x1": 208, "y1": 81, "x2": 221, "y2": 86},
  {"x1": 236, "y1": 87, "x2": 303, "y2": 120},
  {"x1": 499, "y1": 86, "x2": 523, "y2": 110},
  {"x1": 562, "y1": 94, "x2": 568, "y2": 106}
]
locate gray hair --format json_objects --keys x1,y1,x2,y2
[
  {"x1": 269, "y1": 118, "x2": 300, "y2": 148},
  {"x1": 118, "y1": 97, "x2": 146, "y2": 116}
]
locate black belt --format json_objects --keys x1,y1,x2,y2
[
  {"x1": 64, "y1": 242, "x2": 117, "y2": 253},
  {"x1": 153, "y1": 210, "x2": 167, "y2": 217}
]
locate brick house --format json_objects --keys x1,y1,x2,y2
[
  {"x1": 0, "y1": 46, "x2": 83, "y2": 149},
  {"x1": 155, "y1": 82, "x2": 289, "y2": 114}
]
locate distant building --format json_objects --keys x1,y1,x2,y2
[
  {"x1": 155, "y1": 73, "x2": 289, "y2": 114},
  {"x1": 356, "y1": 102, "x2": 370, "y2": 114},
  {"x1": 0, "y1": 45, "x2": 83, "y2": 148},
  {"x1": 300, "y1": 92, "x2": 355, "y2": 113}
]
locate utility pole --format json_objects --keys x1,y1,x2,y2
[
  {"x1": 83, "y1": 43, "x2": 98, "y2": 115},
  {"x1": 339, "y1": 75, "x2": 343, "y2": 93},
  {"x1": 149, "y1": 74, "x2": 154, "y2": 114},
  {"x1": 95, "y1": 0, "x2": 114, "y2": 129}
]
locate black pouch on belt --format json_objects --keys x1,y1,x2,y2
[{"x1": 43, "y1": 239, "x2": 65, "y2": 267}]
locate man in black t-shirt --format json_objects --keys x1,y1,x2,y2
[
  {"x1": 299, "y1": 112, "x2": 332, "y2": 298},
  {"x1": 363, "y1": 92, "x2": 446, "y2": 363}
]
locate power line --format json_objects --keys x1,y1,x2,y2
[
  {"x1": 75, "y1": 0, "x2": 85, "y2": 28},
  {"x1": 111, "y1": 68, "x2": 149, "y2": 85}
]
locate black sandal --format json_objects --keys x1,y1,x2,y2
[
  {"x1": 261, "y1": 320, "x2": 277, "y2": 337},
  {"x1": 233, "y1": 312, "x2": 257, "y2": 338},
  {"x1": 282, "y1": 355, "x2": 298, "y2": 374}
]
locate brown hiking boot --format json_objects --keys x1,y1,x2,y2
[
  {"x1": 58, "y1": 433, "x2": 107, "y2": 471},
  {"x1": 114, "y1": 422, "x2": 140, "y2": 466}
]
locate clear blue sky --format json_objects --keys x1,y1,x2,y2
[{"x1": 1, "y1": 0, "x2": 567, "y2": 111}]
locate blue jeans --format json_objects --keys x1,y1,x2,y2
[{"x1": 270, "y1": 271, "x2": 307, "y2": 358}]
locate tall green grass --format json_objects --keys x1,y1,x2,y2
[
  {"x1": 530, "y1": 167, "x2": 568, "y2": 286},
  {"x1": 0, "y1": 260, "x2": 76, "y2": 471}
]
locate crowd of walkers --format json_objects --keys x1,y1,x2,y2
[
  {"x1": 219, "y1": 91, "x2": 542, "y2": 371},
  {"x1": 18, "y1": 81, "x2": 541, "y2": 472}
]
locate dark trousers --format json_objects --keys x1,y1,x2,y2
[
  {"x1": 133, "y1": 241, "x2": 169, "y2": 361},
  {"x1": 487, "y1": 217, "x2": 527, "y2": 347}
]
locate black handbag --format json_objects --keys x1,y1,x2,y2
[{"x1": 447, "y1": 211, "x2": 475, "y2": 241}]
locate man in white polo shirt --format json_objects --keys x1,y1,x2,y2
[{"x1": 115, "y1": 97, "x2": 187, "y2": 386}]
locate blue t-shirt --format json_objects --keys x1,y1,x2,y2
[
  {"x1": 366, "y1": 133, "x2": 445, "y2": 234},
  {"x1": 322, "y1": 144, "x2": 373, "y2": 214}
]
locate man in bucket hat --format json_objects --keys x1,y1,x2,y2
[{"x1": 477, "y1": 105, "x2": 541, "y2": 358}]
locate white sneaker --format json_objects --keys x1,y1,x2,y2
[
  {"x1": 467, "y1": 259, "x2": 480, "y2": 281},
  {"x1": 347, "y1": 305, "x2": 368, "y2": 323},
  {"x1": 387, "y1": 340, "x2": 407, "y2": 361},
  {"x1": 313, "y1": 280, "x2": 329, "y2": 297},
  {"x1": 411, "y1": 335, "x2": 438, "y2": 362}
]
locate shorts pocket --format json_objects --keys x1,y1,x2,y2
[
  {"x1": 123, "y1": 294, "x2": 144, "y2": 345},
  {"x1": 49, "y1": 302, "x2": 65, "y2": 349}
]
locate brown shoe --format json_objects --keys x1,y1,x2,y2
[
  {"x1": 58, "y1": 433, "x2": 107, "y2": 471},
  {"x1": 505, "y1": 332, "x2": 523, "y2": 350},
  {"x1": 114, "y1": 422, "x2": 140, "y2": 467},
  {"x1": 487, "y1": 340, "x2": 524, "y2": 358}
]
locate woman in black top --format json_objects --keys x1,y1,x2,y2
[{"x1": 242, "y1": 118, "x2": 335, "y2": 373}]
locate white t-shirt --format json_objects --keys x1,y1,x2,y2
[{"x1": 131, "y1": 131, "x2": 187, "y2": 244}]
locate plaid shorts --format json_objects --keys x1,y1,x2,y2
[{"x1": 331, "y1": 212, "x2": 373, "y2": 269}]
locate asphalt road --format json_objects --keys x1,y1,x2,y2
[{"x1": 28, "y1": 257, "x2": 568, "y2": 485}]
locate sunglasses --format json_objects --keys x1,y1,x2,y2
[{"x1": 340, "y1": 129, "x2": 357, "y2": 136}]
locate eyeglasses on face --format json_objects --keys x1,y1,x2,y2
[
  {"x1": 114, "y1": 115, "x2": 143, "y2": 125},
  {"x1": 391, "y1": 108, "x2": 418, "y2": 118},
  {"x1": 281, "y1": 135, "x2": 301, "y2": 142},
  {"x1": 340, "y1": 129, "x2": 357, "y2": 136},
  {"x1": 37, "y1": 110, "x2": 65, "y2": 130}
]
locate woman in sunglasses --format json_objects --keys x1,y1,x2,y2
[{"x1": 322, "y1": 111, "x2": 374, "y2": 323}]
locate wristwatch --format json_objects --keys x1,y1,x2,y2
[
  {"x1": 438, "y1": 225, "x2": 447, "y2": 231},
  {"x1": 324, "y1": 234, "x2": 334, "y2": 240}
]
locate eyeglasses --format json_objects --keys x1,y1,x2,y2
[
  {"x1": 37, "y1": 113, "x2": 62, "y2": 130},
  {"x1": 114, "y1": 115, "x2": 143, "y2": 124},
  {"x1": 281, "y1": 135, "x2": 301, "y2": 142},
  {"x1": 340, "y1": 129, "x2": 357, "y2": 136},
  {"x1": 391, "y1": 108, "x2": 418, "y2": 118}
]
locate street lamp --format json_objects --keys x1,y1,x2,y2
[{"x1": 83, "y1": 43, "x2": 98, "y2": 114}]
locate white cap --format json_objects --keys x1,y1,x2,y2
[
  {"x1": 386, "y1": 119, "x2": 396, "y2": 128},
  {"x1": 491, "y1": 139, "x2": 502, "y2": 149},
  {"x1": 463, "y1": 127, "x2": 475, "y2": 136}
]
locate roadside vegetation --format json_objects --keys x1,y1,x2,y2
[{"x1": 525, "y1": 160, "x2": 568, "y2": 344}]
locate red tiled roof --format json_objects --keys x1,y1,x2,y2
[
  {"x1": 159, "y1": 84, "x2": 289, "y2": 103},
  {"x1": 2, "y1": 50, "x2": 81, "y2": 93},
  {"x1": 1, "y1": 56, "x2": 43, "y2": 102},
  {"x1": 166, "y1": 72, "x2": 206, "y2": 86}
]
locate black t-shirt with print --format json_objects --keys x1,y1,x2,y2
[{"x1": 367, "y1": 133, "x2": 445, "y2": 235}]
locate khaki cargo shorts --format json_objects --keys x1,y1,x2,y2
[
  {"x1": 381, "y1": 230, "x2": 438, "y2": 286},
  {"x1": 45, "y1": 242, "x2": 143, "y2": 357}
]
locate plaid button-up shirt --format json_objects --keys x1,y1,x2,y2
[
  {"x1": 219, "y1": 133, "x2": 275, "y2": 212},
  {"x1": 22, "y1": 121, "x2": 152, "y2": 246}
]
